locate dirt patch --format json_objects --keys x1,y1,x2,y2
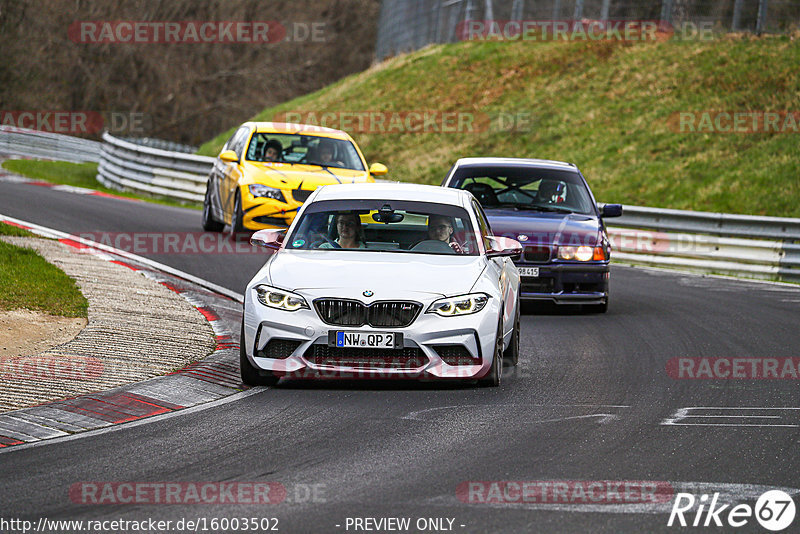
[{"x1": 0, "y1": 309, "x2": 86, "y2": 359}]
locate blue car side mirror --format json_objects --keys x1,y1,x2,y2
[{"x1": 600, "y1": 204, "x2": 623, "y2": 218}]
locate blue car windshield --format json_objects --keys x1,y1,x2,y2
[
  {"x1": 287, "y1": 200, "x2": 479, "y2": 255},
  {"x1": 449, "y1": 167, "x2": 596, "y2": 215}
]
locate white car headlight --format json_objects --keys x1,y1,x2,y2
[
  {"x1": 255, "y1": 285, "x2": 309, "y2": 311},
  {"x1": 249, "y1": 184, "x2": 284, "y2": 200},
  {"x1": 426, "y1": 293, "x2": 489, "y2": 317}
]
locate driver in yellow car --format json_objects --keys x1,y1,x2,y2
[{"x1": 263, "y1": 139, "x2": 282, "y2": 162}]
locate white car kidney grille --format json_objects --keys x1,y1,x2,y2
[{"x1": 314, "y1": 299, "x2": 421, "y2": 327}]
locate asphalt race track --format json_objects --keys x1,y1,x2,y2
[{"x1": 1, "y1": 179, "x2": 800, "y2": 533}]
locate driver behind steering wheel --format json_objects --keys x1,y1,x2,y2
[{"x1": 427, "y1": 215, "x2": 464, "y2": 254}]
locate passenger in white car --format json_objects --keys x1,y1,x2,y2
[{"x1": 319, "y1": 212, "x2": 367, "y2": 249}]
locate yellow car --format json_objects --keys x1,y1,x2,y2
[{"x1": 202, "y1": 122, "x2": 387, "y2": 232}]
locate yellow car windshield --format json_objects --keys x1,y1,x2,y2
[{"x1": 245, "y1": 133, "x2": 365, "y2": 171}]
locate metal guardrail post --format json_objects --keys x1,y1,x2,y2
[
  {"x1": 600, "y1": 0, "x2": 610, "y2": 20},
  {"x1": 756, "y1": 0, "x2": 769, "y2": 34},
  {"x1": 573, "y1": 0, "x2": 584, "y2": 20},
  {"x1": 732, "y1": 0, "x2": 744, "y2": 30},
  {"x1": 660, "y1": 0, "x2": 674, "y2": 25},
  {"x1": 511, "y1": 0, "x2": 524, "y2": 21},
  {"x1": 484, "y1": 0, "x2": 494, "y2": 21}
]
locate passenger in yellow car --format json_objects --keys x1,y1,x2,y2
[
  {"x1": 319, "y1": 213, "x2": 367, "y2": 249},
  {"x1": 317, "y1": 141, "x2": 344, "y2": 167},
  {"x1": 263, "y1": 140, "x2": 282, "y2": 162}
]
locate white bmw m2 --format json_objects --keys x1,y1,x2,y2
[{"x1": 240, "y1": 183, "x2": 521, "y2": 387}]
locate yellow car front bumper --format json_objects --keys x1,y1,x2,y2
[{"x1": 241, "y1": 189, "x2": 309, "y2": 229}]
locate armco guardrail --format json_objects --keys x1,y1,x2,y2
[
  {"x1": 97, "y1": 132, "x2": 214, "y2": 203},
  {"x1": 0, "y1": 126, "x2": 101, "y2": 163},
  {"x1": 2, "y1": 127, "x2": 796, "y2": 283},
  {"x1": 607, "y1": 206, "x2": 800, "y2": 283}
]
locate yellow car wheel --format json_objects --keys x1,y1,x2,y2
[
  {"x1": 231, "y1": 191, "x2": 245, "y2": 233},
  {"x1": 202, "y1": 186, "x2": 224, "y2": 232}
]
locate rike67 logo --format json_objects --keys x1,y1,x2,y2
[{"x1": 668, "y1": 490, "x2": 795, "y2": 531}]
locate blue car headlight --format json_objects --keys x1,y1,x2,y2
[
  {"x1": 249, "y1": 184, "x2": 285, "y2": 201},
  {"x1": 557, "y1": 245, "x2": 605, "y2": 261},
  {"x1": 255, "y1": 285, "x2": 309, "y2": 311},
  {"x1": 426, "y1": 293, "x2": 489, "y2": 317}
]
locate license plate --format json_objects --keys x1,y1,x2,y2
[
  {"x1": 329, "y1": 331, "x2": 402, "y2": 349},
  {"x1": 519, "y1": 267, "x2": 540, "y2": 277}
]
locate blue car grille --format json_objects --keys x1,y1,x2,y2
[{"x1": 523, "y1": 245, "x2": 552, "y2": 263}]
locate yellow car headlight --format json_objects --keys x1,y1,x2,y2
[{"x1": 249, "y1": 184, "x2": 285, "y2": 201}]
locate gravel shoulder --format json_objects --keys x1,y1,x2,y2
[{"x1": 0, "y1": 237, "x2": 216, "y2": 413}]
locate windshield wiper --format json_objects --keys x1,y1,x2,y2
[{"x1": 496, "y1": 202, "x2": 574, "y2": 214}]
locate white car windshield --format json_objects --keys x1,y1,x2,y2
[{"x1": 286, "y1": 200, "x2": 479, "y2": 255}]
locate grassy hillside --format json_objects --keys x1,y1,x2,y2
[{"x1": 199, "y1": 35, "x2": 800, "y2": 217}]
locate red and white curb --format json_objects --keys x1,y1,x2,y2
[{"x1": 0, "y1": 214, "x2": 250, "y2": 451}]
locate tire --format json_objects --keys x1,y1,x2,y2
[
  {"x1": 240, "y1": 323, "x2": 280, "y2": 387},
  {"x1": 478, "y1": 314, "x2": 503, "y2": 387},
  {"x1": 230, "y1": 190, "x2": 245, "y2": 234},
  {"x1": 202, "y1": 185, "x2": 224, "y2": 232},
  {"x1": 503, "y1": 298, "x2": 520, "y2": 367}
]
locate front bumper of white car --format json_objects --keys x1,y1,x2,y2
[{"x1": 242, "y1": 288, "x2": 501, "y2": 381}]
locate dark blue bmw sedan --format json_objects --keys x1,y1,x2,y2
[{"x1": 442, "y1": 157, "x2": 622, "y2": 312}]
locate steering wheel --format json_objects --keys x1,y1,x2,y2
[
  {"x1": 311, "y1": 234, "x2": 341, "y2": 249},
  {"x1": 410, "y1": 239, "x2": 456, "y2": 254}
]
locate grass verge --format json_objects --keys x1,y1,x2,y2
[{"x1": 0, "y1": 222, "x2": 89, "y2": 317}]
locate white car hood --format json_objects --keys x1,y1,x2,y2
[{"x1": 266, "y1": 250, "x2": 486, "y2": 300}]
